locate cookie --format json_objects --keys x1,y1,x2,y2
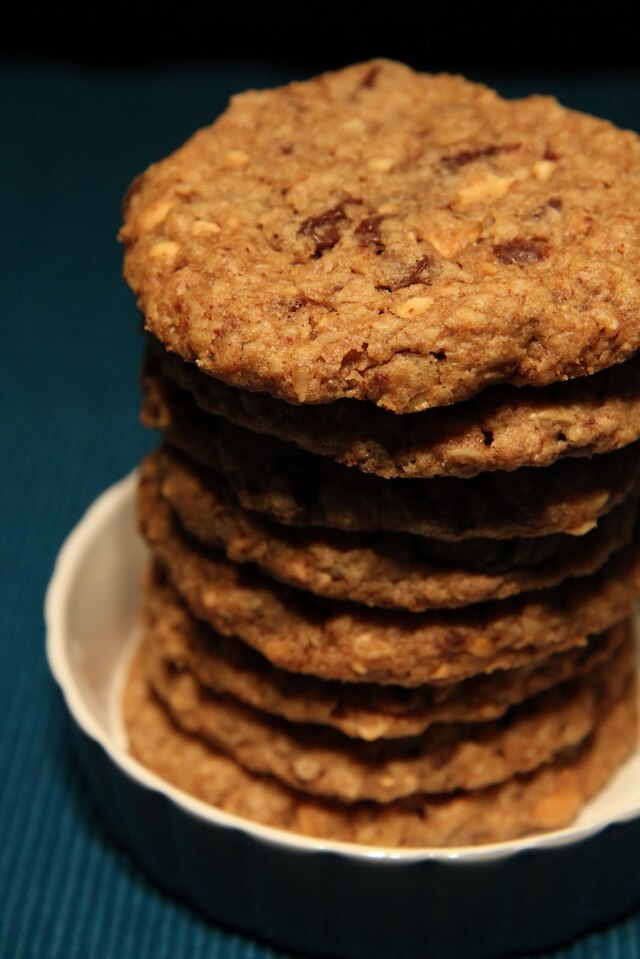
[
  {"x1": 144, "y1": 625, "x2": 633, "y2": 803},
  {"x1": 137, "y1": 459, "x2": 640, "y2": 685},
  {"x1": 156, "y1": 447, "x2": 638, "y2": 610},
  {"x1": 124, "y1": 648, "x2": 639, "y2": 847},
  {"x1": 156, "y1": 342, "x2": 640, "y2": 480},
  {"x1": 142, "y1": 372, "x2": 640, "y2": 541},
  {"x1": 121, "y1": 60, "x2": 640, "y2": 414},
  {"x1": 143, "y1": 570, "x2": 630, "y2": 741}
]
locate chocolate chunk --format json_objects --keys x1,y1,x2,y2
[
  {"x1": 299, "y1": 204, "x2": 348, "y2": 256},
  {"x1": 441, "y1": 142, "x2": 520, "y2": 171},
  {"x1": 355, "y1": 214, "x2": 385, "y2": 251},
  {"x1": 376, "y1": 255, "x2": 433, "y2": 293},
  {"x1": 396, "y1": 255, "x2": 433, "y2": 289},
  {"x1": 360, "y1": 65, "x2": 381, "y2": 89},
  {"x1": 493, "y1": 239, "x2": 549, "y2": 265}
]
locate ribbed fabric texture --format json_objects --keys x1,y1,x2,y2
[{"x1": 1, "y1": 62, "x2": 639, "y2": 959}]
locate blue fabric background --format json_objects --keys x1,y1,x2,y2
[{"x1": 1, "y1": 62, "x2": 640, "y2": 958}]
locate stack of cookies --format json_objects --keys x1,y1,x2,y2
[{"x1": 119, "y1": 60, "x2": 640, "y2": 847}]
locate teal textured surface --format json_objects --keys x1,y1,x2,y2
[{"x1": 1, "y1": 61, "x2": 640, "y2": 958}]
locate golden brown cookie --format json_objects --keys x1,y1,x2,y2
[
  {"x1": 143, "y1": 569, "x2": 630, "y2": 741},
  {"x1": 121, "y1": 60, "x2": 640, "y2": 414},
  {"x1": 156, "y1": 447, "x2": 638, "y2": 610},
  {"x1": 124, "y1": 647, "x2": 639, "y2": 847},
  {"x1": 142, "y1": 372, "x2": 640, "y2": 542},
  {"x1": 144, "y1": 626, "x2": 633, "y2": 803},
  {"x1": 156, "y1": 342, "x2": 640, "y2": 480},
  {"x1": 137, "y1": 458, "x2": 640, "y2": 686}
]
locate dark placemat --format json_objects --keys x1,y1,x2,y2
[{"x1": 1, "y1": 60, "x2": 639, "y2": 959}]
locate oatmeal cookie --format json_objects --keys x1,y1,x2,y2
[
  {"x1": 156, "y1": 343, "x2": 640, "y2": 479},
  {"x1": 121, "y1": 60, "x2": 640, "y2": 413},
  {"x1": 143, "y1": 570, "x2": 630, "y2": 741},
  {"x1": 144, "y1": 627, "x2": 632, "y2": 803},
  {"x1": 142, "y1": 373, "x2": 640, "y2": 541},
  {"x1": 137, "y1": 459, "x2": 640, "y2": 685},
  {"x1": 124, "y1": 648, "x2": 638, "y2": 847},
  {"x1": 155, "y1": 448, "x2": 638, "y2": 610}
]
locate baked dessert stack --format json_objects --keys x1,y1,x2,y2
[{"x1": 119, "y1": 60, "x2": 640, "y2": 847}]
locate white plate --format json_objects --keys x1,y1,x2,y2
[{"x1": 45, "y1": 470, "x2": 640, "y2": 958}]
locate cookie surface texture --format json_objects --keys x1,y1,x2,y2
[{"x1": 122, "y1": 60, "x2": 640, "y2": 412}]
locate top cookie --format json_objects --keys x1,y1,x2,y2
[{"x1": 121, "y1": 60, "x2": 640, "y2": 413}]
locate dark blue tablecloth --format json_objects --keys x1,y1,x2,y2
[{"x1": 2, "y1": 61, "x2": 640, "y2": 959}]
